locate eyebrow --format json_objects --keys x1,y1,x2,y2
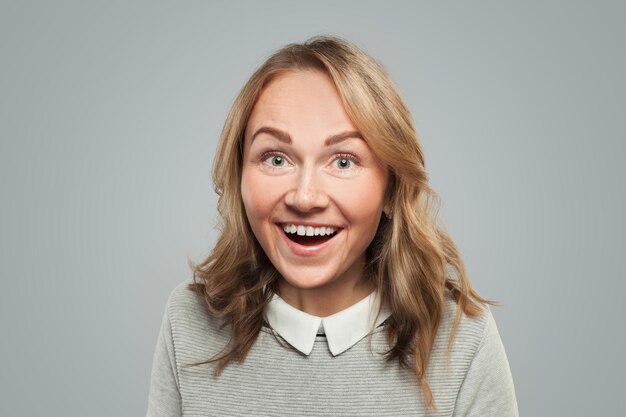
[{"x1": 250, "y1": 126, "x2": 364, "y2": 146}]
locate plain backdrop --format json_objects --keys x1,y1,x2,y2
[{"x1": 1, "y1": 1, "x2": 624, "y2": 416}]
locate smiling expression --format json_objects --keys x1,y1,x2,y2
[{"x1": 240, "y1": 69, "x2": 390, "y2": 299}]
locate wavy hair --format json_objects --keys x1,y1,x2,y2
[{"x1": 185, "y1": 35, "x2": 495, "y2": 412}]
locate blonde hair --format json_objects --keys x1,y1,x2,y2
[{"x1": 186, "y1": 35, "x2": 495, "y2": 412}]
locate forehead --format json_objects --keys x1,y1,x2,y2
[{"x1": 246, "y1": 69, "x2": 357, "y2": 136}]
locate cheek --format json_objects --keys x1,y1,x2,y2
[
  {"x1": 241, "y1": 169, "x2": 281, "y2": 222},
  {"x1": 348, "y1": 196, "x2": 383, "y2": 227},
  {"x1": 336, "y1": 174, "x2": 387, "y2": 220},
  {"x1": 241, "y1": 174, "x2": 263, "y2": 220}
]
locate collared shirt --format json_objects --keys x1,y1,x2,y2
[{"x1": 264, "y1": 290, "x2": 393, "y2": 356}]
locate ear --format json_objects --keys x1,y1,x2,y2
[
  {"x1": 382, "y1": 170, "x2": 395, "y2": 219},
  {"x1": 383, "y1": 202, "x2": 392, "y2": 219}
]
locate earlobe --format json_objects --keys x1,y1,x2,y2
[
  {"x1": 382, "y1": 173, "x2": 395, "y2": 219},
  {"x1": 383, "y1": 204, "x2": 393, "y2": 219}
]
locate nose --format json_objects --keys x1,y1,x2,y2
[{"x1": 284, "y1": 167, "x2": 329, "y2": 213}]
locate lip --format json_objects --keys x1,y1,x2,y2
[
  {"x1": 275, "y1": 223, "x2": 341, "y2": 257},
  {"x1": 277, "y1": 221, "x2": 343, "y2": 229}
]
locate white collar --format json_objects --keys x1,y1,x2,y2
[{"x1": 264, "y1": 290, "x2": 392, "y2": 356}]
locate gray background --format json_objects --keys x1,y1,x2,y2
[{"x1": 1, "y1": 1, "x2": 624, "y2": 416}]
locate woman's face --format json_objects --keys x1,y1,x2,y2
[{"x1": 241, "y1": 69, "x2": 390, "y2": 294}]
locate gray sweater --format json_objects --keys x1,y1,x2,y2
[{"x1": 146, "y1": 280, "x2": 519, "y2": 416}]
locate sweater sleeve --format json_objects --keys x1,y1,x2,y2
[
  {"x1": 452, "y1": 306, "x2": 519, "y2": 417},
  {"x1": 146, "y1": 296, "x2": 182, "y2": 417}
]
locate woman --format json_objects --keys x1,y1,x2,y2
[{"x1": 147, "y1": 35, "x2": 519, "y2": 416}]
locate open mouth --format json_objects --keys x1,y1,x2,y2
[{"x1": 279, "y1": 224, "x2": 341, "y2": 246}]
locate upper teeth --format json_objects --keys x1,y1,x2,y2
[{"x1": 283, "y1": 224, "x2": 337, "y2": 236}]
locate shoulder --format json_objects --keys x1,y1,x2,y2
[
  {"x1": 422, "y1": 292, "x2": 500, "y2": 400},
  {"x1": 163, "y1": 279, "x2": 209, "y2": 326},
  {"x1": 163, "y1": 279, "x2": 231, "y2": 363},
  {"x1": 436, "y1": 291, "x2": 495, "y2": 359},
  {"x1": 440, "y1": 294, "x2": 519, "y2": 415}
]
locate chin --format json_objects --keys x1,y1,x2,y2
[{"x1": 278, "y1": 267, "x2": 338, "y2": 290}]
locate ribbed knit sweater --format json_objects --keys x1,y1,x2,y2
[{"x1": 146, "y1": 280, "x2": 518, "y2": 416}]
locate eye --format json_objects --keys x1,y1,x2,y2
[
  {"x1": 259, "y1": 151, "x2": 290, "y2": 170},
  {"x1": 335, "y1": 158, "x2": 352, "y2": 169},
  {"x1": 265, "y1": 155, "x2": 285, "y2": 167},
  {"x1": 331, "y1": 153, "x2": 359, "y2": 171}
]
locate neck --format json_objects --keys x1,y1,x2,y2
[{"x1": 276, "y1": 260, "x2": 375, "y2": 317}]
